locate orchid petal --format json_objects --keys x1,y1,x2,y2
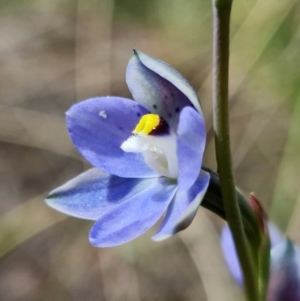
[
  {"x1": 89, "y1": 177, "x2": 177, "y2": 247},
  {"x1": 126, "y1": 50, "x2": 198, "y2": 128},
  {"x1": 221, "y1": 225, "x2": 244, "y2": 286},
  {"x1": 177, "y1": 106, "x2": 206, "y2": 190},
  {"x1": 152, "y1": 170, "x2": 210, "y2": 241},
  {"x1": 268, "y1": 222, "x2": 283, "y2": 246},
  {"x1": 46, "y1": 168, "x2": 159, "y2": 220},
  {"x1": 66, "y1": 97, "x2": 158, "y2": 178},
  {"x1": 221, "y1": 223, "x2": 283, "y2": 286},
  {"x1": 131, "y1": 50, "x2": 202, "y2": 114},
  {"x1": 267, "y1": 239, "x2": 300, "y2": 301}
]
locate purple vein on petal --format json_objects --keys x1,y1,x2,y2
[
  {"x1": 89, "y1": 177, "x2": 178, "y2": 247},
  {"x1": 46, "y1": 168, "x2": 159, "y2": 221}
]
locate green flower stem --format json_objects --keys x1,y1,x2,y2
[
  {"x1": 212, "y1": 1, "x2": 259, "y2": 301},
  {"x1": 202, "y1": 168, "x2": 261, "y2": 248}
]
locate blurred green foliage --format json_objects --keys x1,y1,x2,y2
[{"x1": 0, "y1": 0, "x2": 300, "y2": 300}]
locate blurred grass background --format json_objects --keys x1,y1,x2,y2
[{"x1": 0, "y1": 0, "x2": 300, "y2": 300}]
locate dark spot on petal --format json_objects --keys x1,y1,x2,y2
[
  {"x1": 175, "y1": 107, "x2": 180, "y2": 113},
  {"x1": 169, "y1": 113, "x2": 172, "y2": 118},
  {"x1": 153, "y1": 104, "x2": 157, "y2": 109},
  {"x1": 137, "y1": 112, "x2": 141, "y2": 117},
  {"x1": 164, "y1": 95, "x2": 168, "y2": 99},
  {"x1": 171, "y1": 93, "x2": 174, "y2": 97},
  {"x1": 118, "y1": 127, "x2": 123, "y2": 131}
]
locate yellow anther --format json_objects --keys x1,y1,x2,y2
[{"x1": 133, "y1": 114, "x2": 160, "y2": 135}]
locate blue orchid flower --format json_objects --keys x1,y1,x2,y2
[
  {"x1": 221, "y1": 223, "x2": 283, "y2": 286},
  {"x1": 221, "y1": 224, "x2": 300, "y2": 301},
  {"x1": 46, "y1": 50, "x2": 210, "y2": 247},
  {"x1": 267, "y1": 238, "x2": 300, "y2": 301}
]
